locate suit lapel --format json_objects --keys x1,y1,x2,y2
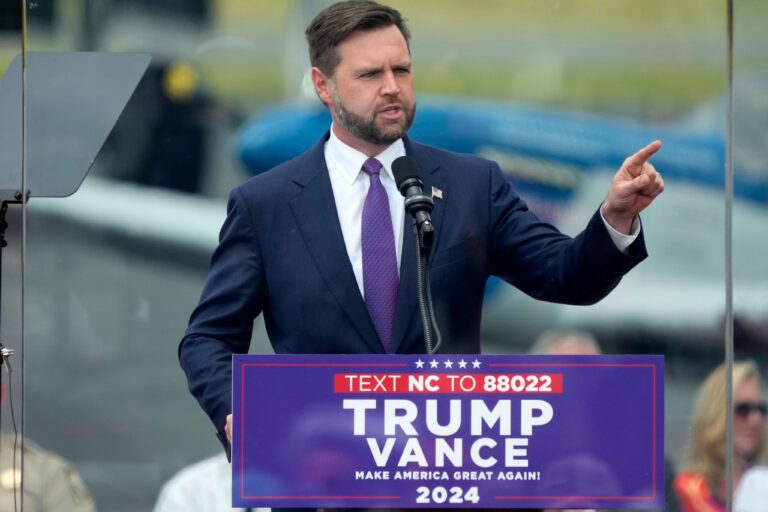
[
  {"x1": 390, "y1": 214, "x2": 417, "y2": 354},
  {"x1": 390, "y1": 139, "x2": 447, "y2": 354},
  {"x1": 288, "y1": 136, "x2": 384, "y2": 353}
]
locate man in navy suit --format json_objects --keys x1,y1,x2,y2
[{"x1": 179, "y1": 0, "x2": 664, "y2": 463}]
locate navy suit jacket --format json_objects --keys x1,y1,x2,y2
[{"x1": 179, "y1": 132, "x2": 646, "y2": 441}]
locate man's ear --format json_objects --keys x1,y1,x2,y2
[{"x1": 311, "y1": 67, "x2": 333, "y2": 107}]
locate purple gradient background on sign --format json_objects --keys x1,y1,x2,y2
[{"x1": 232, "y1": 354, "x2": 664, "y2": 509}]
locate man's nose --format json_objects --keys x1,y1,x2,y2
[{"x1": 381, "y1": 70, "x2": 400, "y2": 95}]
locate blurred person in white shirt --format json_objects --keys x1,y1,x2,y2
[{"x1": 153, "y1": 452, "x2": 267, "y2": 512}]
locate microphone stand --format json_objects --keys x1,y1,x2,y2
[
  {"x1": 393, "y1": 157, "x2": 443, "y2": 354},
  {"x1": 409, "y1": 204, "x2": 442, "y2": 355}
]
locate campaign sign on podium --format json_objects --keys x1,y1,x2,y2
[{"x1": 232, "y1": 354, "x2": 664, "y2": 509}]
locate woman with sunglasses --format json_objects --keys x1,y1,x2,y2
[{"x1": 674, "y1": 360, "x2": 768, "y2": 512}]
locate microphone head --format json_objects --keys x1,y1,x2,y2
[{"x1": 392, "y1": 156, "x2": 422, "y2": 194}]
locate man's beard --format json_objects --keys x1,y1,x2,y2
[{"x1": 330, "y1": 84, "x2": 416, "y2": 146}]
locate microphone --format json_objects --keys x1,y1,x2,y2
[
  {"x1": 392, "y1": 156, "x2": 435, "y2": 249},
  {"x1": 392, "y1": 156, "x2": 441, "y2": 353}
]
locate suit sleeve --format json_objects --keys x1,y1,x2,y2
[
  {"x1": 488, "y1": 162, "x2": 646, "y2": 305},
  {"x1": 179, "y1": 186, "x2": 266, "y2": 440}
]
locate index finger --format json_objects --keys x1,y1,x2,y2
[{"x1": 625, "y1": 140, "x2": 662, "y2": 167}]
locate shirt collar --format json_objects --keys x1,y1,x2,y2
[{"x1": 326, "y1": 124, "x2": 405, "y2": 184}]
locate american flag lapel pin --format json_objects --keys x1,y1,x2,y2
[{"x1": 431, "y1": 186, "x2": 443, "y2": 199}]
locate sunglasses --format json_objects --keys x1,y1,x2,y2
[{"x1": 734, "y1": 401, "x2": 768, "y2": 418}]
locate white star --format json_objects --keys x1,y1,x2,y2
[
  {"x1": 472, "y1": 359, "x2": 482, "y2": 369},
  {"x1": 444, "y1": 360, "x2": 454, "y2": 369},
  {"x1": 415, "y1": 359, "x2": 425, "y2": 369},
  {"x1": 458, "y1": 359, "x2": 468, "y2": 369},
  {"x1": 429, "y1": 359, "x2": 440, "y2": 369}
]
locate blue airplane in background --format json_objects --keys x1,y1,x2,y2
[
  {"x1": 236, "y1": 94, "x2": 767, "y2": 209},
  {"x1": 233, "y1": 90, "x2": 768, "y2": 348}
]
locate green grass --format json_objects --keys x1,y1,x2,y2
[
  {"x1": 4, "y1": 0, "x2": 767, "y2": 117},
  {"x1": 200, "y1": 0, "x2": 733, "y2": 115},
  {"x1": 417, "y1": 60, "x2": 724, "y2": 109},
  {"x1": 389, "y1": 0, "x2": 725, "y2": 37}
]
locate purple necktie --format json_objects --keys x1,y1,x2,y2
[{"x1": 361, "y1": 157, "x2": 398, "y2": 352}]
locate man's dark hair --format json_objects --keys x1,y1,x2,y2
[{"x1": 305, "y1": 0, "x2": 411, "y2": 77}]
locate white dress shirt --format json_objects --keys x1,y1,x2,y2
[
  {"x1": 324, "y1": 127, "x2": 639, "y2": 299},
  {"x1": 153, "y1": 453, "x2": 267, "y2": 512},
  {"x1": 325, "y1": 127, "x2": 406, "y2": 299}
]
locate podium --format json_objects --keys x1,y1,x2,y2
[{"x1": 231, "y1": 353, "x2": 664, "y2": 509}]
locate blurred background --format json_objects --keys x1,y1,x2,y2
[{"x1": 1, "y1": 0, "x2": 767, "y2": 510}]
